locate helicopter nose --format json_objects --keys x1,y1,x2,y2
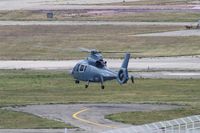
[{"x1": 70, "y1": 69, "x2": 74, "y2": 75}]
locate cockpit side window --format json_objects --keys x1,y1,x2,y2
[
  {"x1": 76, "y1": 64, "x2": 80, "y2": 71},
  {"x1": 84, "y1": 66, "x2": 87, "y2": 72},
  {"x1": 80, "y1": 65, "x2": 84, "y2": 72}
]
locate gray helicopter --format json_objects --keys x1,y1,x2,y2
[{"x1": 71, "y1": 48, "x2": 134, "y2": 89}]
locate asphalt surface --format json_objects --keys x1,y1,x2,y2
[
  {"x1": 0, "y1": 0, "x2": 199, "y2": 11},
  {"x1": 0, "y1": 0, "x2": 140, "y2": 10},
  {"x1": 5, "y1": 104, "x2": 180, "y2": 133},
  {"x1": 1, "y1": 56, "x2": 200, "y2": 71},
  {"x1": 134, "y1": 29, "x2": 200, "y2": 37},
  {"x1": 0, "y1": 21, "x2": 196, "y2": 26},
  {"x1": 1, "y1": 56, "x2": 200, "y2": 79},
  {"x1": 0, "y1": 129, "x2": 72, "y2": 133},
  {"x1": 133, "y1": 71, "x2": 200, "y2": 79}
]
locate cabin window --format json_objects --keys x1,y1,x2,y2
[
  {"x1": 76, "y1": 64, "x2": 80, "y2": 71},
  {"x1": 80, "y1": 65, "x2": 84, "y2": 72},
  {"x1": 84, "y1": 66, "x2": 87, "y2": 72}
]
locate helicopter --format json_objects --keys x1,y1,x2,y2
[{"x1": 71, "y1": 48, "x2": 134, "y2": 89}]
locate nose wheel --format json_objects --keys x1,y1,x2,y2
[{"x1": 85, "y1": 81, "x2": 90, "y2": 88}]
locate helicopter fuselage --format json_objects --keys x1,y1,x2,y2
[
  {"x1": 70, "y1": 48, "x2": 133, "y2": 89},
  {"x1": 72, "y1": 60, "x2": 117, "y2": 83}
]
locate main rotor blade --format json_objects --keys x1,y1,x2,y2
[
  {"x1": 79, "y1": 47, "x2": 92, "y2": 53},
  {"x1": 79, "y1": 47, "x2": 141, "y2": 54},
  {"x1": 101, "y1": 51, "x2": 141, "y2": 53},
  {"x1": 33, "y1": 45, "x2": 75, "y2": 51}
]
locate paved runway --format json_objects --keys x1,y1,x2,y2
[
  {"x1": 1, "y1": 56, "x2": 200, "y2": 79},
  {"x1": 134, "y1": 29, "x2": 200, "y2": 37},
  {"x1": 0, "y1": 0, "x2": 199, "y2": 11},
  {"x1": 0, "y1": 21, "x2": 195, "y2": 26},
  {"x1": 0, "y1": 129, "x2": 72, "y2": 133},
  {"x1": 133, "y1": 71, "x2": 200, "y2": 79},
  {"x1": 5, "y1": 104, "x2": 180, "y2": 133},
  {"x1": 0, "y1": 0, "x2": 140, "y2": 10},
  {"x1": 1, "y1": 56, "x2": 200, "y2": 71}
]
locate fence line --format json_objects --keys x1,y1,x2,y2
[{"x1": 102, "y1": 115, "x2": 200, "y2": 133}]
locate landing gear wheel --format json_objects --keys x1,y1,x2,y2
[
  {"x1": 75, "y1": 80, "x2": 80, "y2": 84},
  {"x1": 101, "y1": 85, "x2": 105, "y2": 89},
  {"x1": 131, "y1": 76, "x2": 134, "y2": 84},
  {"x1": 85, "y1": 85, "x2": 88, "y2": 88}
]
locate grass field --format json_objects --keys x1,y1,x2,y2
[
  {"x1": 1, "y1": 70, "x2": 200, "y2": 106},
  {"x1": 1, "y1": 10, "x2": 200, "y2": 22},
  {"x1": 1, "y1": 25, "x2": 200, "y2": 60},
  {"x1": 90, "y1": 12, "x2": 200, "y2": 22},
  {"x1": 0, "y1": 70, "x2": 200, "y2": 126},
  {"x1": 0, "y1": 109, "x2": 72, "y2": 129},
  {"x1": 106, "y1": 108, "x2": 200, "y2": 125}
]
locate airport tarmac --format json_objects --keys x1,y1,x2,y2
[
  {"x1": 0, "y1": 129, "x2": 73, "y2": 133},
  {"x1": 0, "y1": 0, "x2": 199, "y2": 11},
  {"x1": 1, "y1": 56, "x2": 200, "y2": 71},
  {"x1": 0, "y1": 21, "x2": 195, "y2": 26},
  {"x1": 134, "y1": 29, "x2": 200, "y2": 37},
  {"x1": 1, "y1": 56, "x2": 200, "y2": 79},
  {"x1": 4, "y1": 104, "x2": 180, "y2": 133},
  {"x1": 133, "y1": 71, "x2": 200, "y2": 79},
  {"x1": 0, "y1": 0, "x2": 140, "y2": 9}
]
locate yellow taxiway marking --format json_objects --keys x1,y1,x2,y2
[{"x1": 72, "y1": 108, "x2": 117, "y2": 128}]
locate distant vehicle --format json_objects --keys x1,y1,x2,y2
[
  {"x1": 71, "y1": 48, "x2": 134, "y2": 89},
  {"x1": 185, "y1": 20, "x2": 200, "y2": 29}
]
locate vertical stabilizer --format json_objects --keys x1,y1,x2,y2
[
  {"x1": 121, "y1": 53, "x2": 130, "y2": 69},
  {"x1": 117, "y1": 53, "x2": 130, "y2": 84}
]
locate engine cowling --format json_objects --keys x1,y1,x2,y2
[{"x1": 117, "y1": 68, "x2": 129, "y2": 84}]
